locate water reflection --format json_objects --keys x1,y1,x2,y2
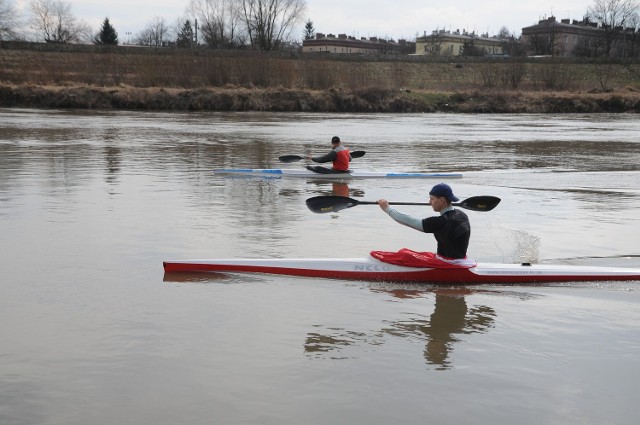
[
  {"x1": 104, "y1": 146, "x2": 121, "y2": 185},
  {"x1": 306, "y1": 180, "x2": 365, "y2": 198},
  {"x1": 272, "y1": 181, "x2": 355, "y2": 198},
  {"x1": 163, "y1": 271, "x2": 231, "y2": 283},
  {"x1": 381, "y1": 289, "x2": 495, "y2": 369},
  {"x1": 332, "y1": 182, "x2": 349, "y2": 197},
  {"x1": 304, "y1": 288, "x2": 496, "y2": 369}
]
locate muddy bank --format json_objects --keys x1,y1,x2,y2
[{"x1": 1, "y1": 84, "x2": 639, "y2": 113}]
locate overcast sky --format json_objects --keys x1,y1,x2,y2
[{"x1": 15, "y1": 0, "x2": 592, "y2": 40}]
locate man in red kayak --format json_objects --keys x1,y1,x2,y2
[
  {"x1": 306, "y1": 136, "x2": 351, "y2": 174},
  {"x1": 377, "y1": 183, "x2": 470, "y2": 259}
]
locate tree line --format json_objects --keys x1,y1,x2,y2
[
  {"x1": 0, "y1": 0, "x2": 307, "y2": 50},
  {"x1": 1, "y1": 0, "x2": 639, "y2": 58}
]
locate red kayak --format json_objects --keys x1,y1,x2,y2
[{"x1": 163, "y1": 256, "x2": 640, "y2": 284}]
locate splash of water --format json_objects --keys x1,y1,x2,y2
[{"x1": 490, "y1": 224, "x2": 541, "y2": 264}]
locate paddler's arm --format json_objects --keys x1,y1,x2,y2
[
  {"x1": 377, "y1": 199, "x2": 423, "y2": 231},
  {"x1": 309, "y1": 150, "x2": 337, "y2": 163}
]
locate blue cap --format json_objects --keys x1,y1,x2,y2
[{"x1": 429, "y1": 183, "x2": 459, "y2": 202}]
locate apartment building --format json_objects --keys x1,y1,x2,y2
[
  {"x1": 302, "y1": 33, "x2": 413, "y2": 55},
  {"x1": 522, "y1": 16, "x2": 639, "y2": 57},
  {"x1": 415, "y1": 29, "x2": 504, "y2": 56}
]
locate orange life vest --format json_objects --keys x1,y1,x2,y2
[{"x1": 333, "y1": 147, "x2": 350, "y2": 171}]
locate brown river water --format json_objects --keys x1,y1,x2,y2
[{"x1": 1, "y1": 108, "x2": 639, "y2": 425}]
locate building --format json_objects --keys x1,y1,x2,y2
[
  {"x1": 415, "y1": 29, "x2": 504, "y2": 56},
  {"x1": 522, "y1": 16, "x2": 639, "y2": 58},
  {"x1": 522, "y1": 16, "x2": 600, "y2": 57},
  {"x1": 302, "y1": 33, "x2": 413, "y2": 55}
]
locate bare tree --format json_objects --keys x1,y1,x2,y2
[
  {"x1": 574, "y1": 33, "x2": 606, "y2": 57},
  {"x1": 587, "y1": 0, "x2": 640, "y2": 57},
  {"x1": 497, "y1": 26, "x2": 511, "y2": 40},
  {"x1": 138, "y1": 16, "x2": 170, "y2": 47},
  {"x1": 497, "y1": 26, "x2": 522, "y2": 57},
  {"x1": 240, "y1": 0, "x2": 306, "y2": 50},
  {"x1": 0, "y1": 0, "x2": 20, "y2": 40},
  {"x1": 461, "y1": 40, "x2": 485, "y2": 56},
  {"x1": 527, "y1": 30, "x2": 556, "y2": 56},
  {"x1": 627, "y1": 12, "x2": 640, "y2": 56},
  {"x1": 423, "y1": 35, "x2": 443, "y2": 56},
  {"x1": 29, "y1": 0, "x2": 87, "y2": 43},
  {"x1": 188, "y1": 0, "x2": 244, "y2": 48}
]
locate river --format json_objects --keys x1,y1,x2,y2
[{"x1": 1, "y1": 108, "x2": 639, "y2": 425}]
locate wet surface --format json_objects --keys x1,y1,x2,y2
[{"x1": 1, "y1": 109, "x2": 639, "y2": 425}]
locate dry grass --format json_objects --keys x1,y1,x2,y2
[{"x1": 1, "y1": 43, "x2": 640, "y2": 112}]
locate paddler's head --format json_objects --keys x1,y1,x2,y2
[
  {"x1": 429, "y1": 183, "x2": 458, "y2": 212},
  {"x1": 331, "y1": 136, "x2": 341, "y2": 146}
]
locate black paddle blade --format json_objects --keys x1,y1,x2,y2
[
  {"x1": 306, "y1": 196, "x2": 362, "y2": 213},
  {"x1": 456, "y1": 196, "x2": 501, "y2": 211},
  {"x1": 351, "y1": 150, "x2": 365, "y2": 158},
  {"x1": 279, "y1": 155, "x2": 305, "y2": 163}
]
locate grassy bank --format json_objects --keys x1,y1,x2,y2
[
  {"x1": 3, "y1": 84, "x2": 639, "y2": 113},
  {"x1": 1, "y1": 43, "x2": 640, "y2": 112}
]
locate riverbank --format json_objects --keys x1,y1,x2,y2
[
  {"x1": 2, "y1": 84, "x2": 639, "y2": 113},
  {"x1": 1, "y1": 42, "x2": 640, "y2": 112}
]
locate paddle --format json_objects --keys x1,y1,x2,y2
[
  {"x1": 279, "y1": 150, "x2": 366, "y2": 163},
  {"x1": 306, "y1": 195, "x2": 501, "y2": 214}
]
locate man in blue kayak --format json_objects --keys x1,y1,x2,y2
[
  {"x1": 377, "y1": 183, "x2": 470, "y2": 259},
  {"x1": 306, "y1": 136, "x2": 351, "y2": 174}
]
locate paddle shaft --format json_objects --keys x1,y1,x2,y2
[
  {"x1": 305, "y1": 195, "x2": 501, "y2": 213},
  {"x1": 279, "y1": 150, "x2": 365, "y2": 163},
  {"x1": 357, "y1": 201, "x2": 432, "y2": 206}
]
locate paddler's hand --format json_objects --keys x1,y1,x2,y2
[{"x1": 377, "y1": 199, "x2": 390, "y2": 211}]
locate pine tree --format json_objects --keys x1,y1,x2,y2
[
  {"x1": 176, "y1": 20, "x2": 195, "y2": 48},
  {"x1": 303, "y1": 19, "x2": 315, "y2": 40},
  {"x1": 94, "y1": 17, "x2": 118, "y2": 45}
]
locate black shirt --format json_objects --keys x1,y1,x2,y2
[{"x1": 422, "y1": 209, "x2": 470, "y2": 259}]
